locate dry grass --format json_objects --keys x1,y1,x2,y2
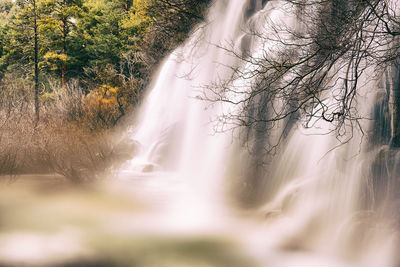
[{"x1": 0, "y1": 79, "x2": 137, "y2": 182}]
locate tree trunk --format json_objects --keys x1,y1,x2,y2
[
  {"x1": 33, "y1": 0, "x2": 39, "y2": 124},
  {"x1": 62, "y1": 0, "x2": 67, "y2": 89},
  {"x1": 124, "y1": 0, "x2": 131, "y2": 11}
]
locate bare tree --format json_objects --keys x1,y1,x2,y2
[
  {"x1": 143, "y1": 0, "x2": 212, "y2": 66},
  {"x1": 205, "y1": 0, "x2": 400, "y2": 147}
]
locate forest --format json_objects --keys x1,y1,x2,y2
[{"x1": 0, "y1": 0, "x2": 210, "y2": 180}]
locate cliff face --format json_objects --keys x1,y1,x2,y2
[
  {"x1": 390, "y1": 60, "x2": 400, "y2": 147},
  {"x1": 372, "y1": 58, "x2": 400, "y2": 149}
]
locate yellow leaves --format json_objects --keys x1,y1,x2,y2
[
  {"x1": 121, "y1": 10, "x2": 150, "y2": 30},
  {"x1": 83, "y1": 84, "x2": 135, "y2": 127},
  {"x1": 43, "y1": 52, "x2": 67, "y2": 70},
  {"x1": 132, "y1": 0, "x2": 150, "y2": 9},
  {"x1": 44, "y1": 52, "x2": 68, "y2": 62},
  {"x1": 38, "y1": 0, "x2": 56, "y2": 8},
  {"x1": 121, "y1": 0, "x2": 152, "y2": 34},
  {"x1": 38, "y1": 14, "x2": 61, "y2": 33},
  {"x1": 123, "y1": 0, "x2": 153, "y2": 28},
  {"x1": 84, "y1": 0, "x2": 107, "y2": 10}
]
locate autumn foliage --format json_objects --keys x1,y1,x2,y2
[
  {"x1": 83, "y1": 84, "x2": 139, "y2": 128},
  {"x1": 0, "y1": 0, "x2": 211, "y2": 180}
]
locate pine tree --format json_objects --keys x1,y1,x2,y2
[
  {"x1": 40, "y1": 0, "x2": 83, "y2": 87},
  {"x1": 7, "y1": 0, "x2": 42, "y2": 122}
]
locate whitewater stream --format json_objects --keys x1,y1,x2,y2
[{"x1": 0, "y1": 0, "x2": 399, "y2": 266}]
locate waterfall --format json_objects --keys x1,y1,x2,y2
[{"x1": 116, "y1": 0, "x2": 399, "y2": 265}]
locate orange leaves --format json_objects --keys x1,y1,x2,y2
[{"x1": 83, "y1": 84, "x2": 134, "y2": 127}]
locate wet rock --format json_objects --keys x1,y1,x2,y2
[
  {"x1": 370, "y1": 146, "x2": 400, "y2": 207},
  {"x1": 142, "y1": 164, "x2": 155, "y2": 173},
  {"x1": 245, "y1": 0, "x2": 263, "y2": 18}
]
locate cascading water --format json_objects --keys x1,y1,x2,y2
[
  {"x1": 116, "y1": 0, "x2": 400, "y2": 266},
  {"x1": 117, "y1": 0, "x2": 251, "y2": 232}
]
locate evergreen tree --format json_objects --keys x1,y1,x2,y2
[
  {"x1": 39, "y1": 0, "x2": 83, "y2": 87},
  {"x1": 6, "y1": 0, "x2": 42, "y2": 121}
]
